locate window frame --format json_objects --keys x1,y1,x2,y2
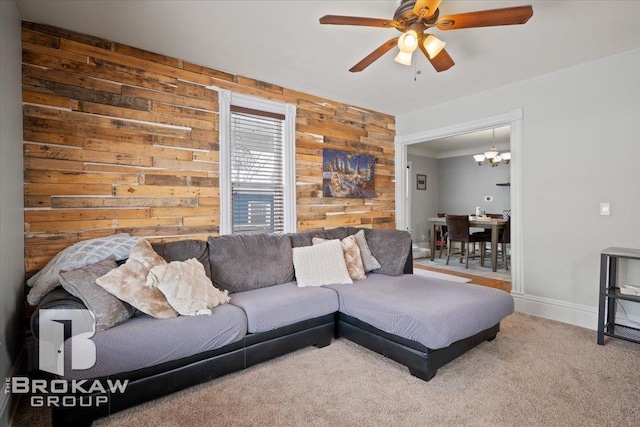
[{"x1": 218, "y1": 90, "x2": 296, "y2": 235}]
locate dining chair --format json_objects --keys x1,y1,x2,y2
[
  {"x1": 479, "y1": 215, "x2": 511, "y2": 270},
  {"x1": 445, "y1": 215, "x2": 489, "y2": 269},
  {"x1": 499, "y1": 216, "x2": 511, "y2": 270},
  {"x1": 471, "y1": 213, "x2": 503, "y2": 241},
  {"x1": 435, "y1": 212, "x2": 447, "y2": 258}
]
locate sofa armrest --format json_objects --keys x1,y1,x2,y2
[
  {"x1": 403, "y1": 239, "x2": 413, "y2": 275},
  {"x1": 30, "y1": 288, "x2": 88, "y2": 340}
]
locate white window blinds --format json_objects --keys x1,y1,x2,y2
[{"x1": 230, "y1": 105, "x2": 285, "y2": 234}]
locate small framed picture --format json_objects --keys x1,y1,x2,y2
[{"x1": 416, "y1": 174, "x2": 427, "y2": 190}]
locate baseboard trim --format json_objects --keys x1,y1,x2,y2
[
  {"x1": 512, "y1": 292, "x2": 598, "y2": 331},
  {"x1": 1, "y1": 348, "x2": 26, "y2": 427},
  {"x1": 512, "y1": 292, "x2": 640, "y2": 332}
]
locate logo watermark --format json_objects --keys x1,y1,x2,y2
[
  {"x1": 5, "y1": 308, "x2": 129, "y2": 408},
  {"x1": 6, "y1": 377, "x2": 128, "y2": 407},
  {"x1": 39, "y1": 308, "x2": 96, "y2": 376}
]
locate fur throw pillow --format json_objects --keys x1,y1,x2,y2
[
  {"x1": 96, "y1": 239, "x2": 178, "y2": 319},
  {"x1": 146, "y1": 258, "x2": 230, "y2": 316}
]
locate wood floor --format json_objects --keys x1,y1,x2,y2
[{"x1": 414, "y1": 263, "x2": 512, "y2": 293}]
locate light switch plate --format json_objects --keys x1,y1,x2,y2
[{"x1": 600, "y1": 203, "x2": 611, "y2": 216}]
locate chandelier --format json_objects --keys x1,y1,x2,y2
[{"x1": 472, "y1": 128, "x2": 510, "y2": 167}]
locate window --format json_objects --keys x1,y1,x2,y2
[
  {"x1": 230, "y1": 106, "x2": 284, "y2": 233},
  {"x1": 218, "y1": 91, "x2": 296, "y2": 234}
]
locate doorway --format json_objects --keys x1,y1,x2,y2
[{"x1": 395, "y1": 109, "x2": 524, "y2": 294}]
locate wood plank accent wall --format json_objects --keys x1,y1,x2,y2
[{"x1": 21, "y1": 21, "x2": 396, "y2": 276}]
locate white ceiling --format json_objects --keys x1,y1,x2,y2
[
  {"x1": 408, "y1": 125, "x2": 510, "y2": 158},
  {"x1": 16, "y1": 1, "x2": 640, "y2": 117}
]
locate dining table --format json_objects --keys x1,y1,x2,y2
[{"x1": 428, "y1": 216, "x2": 507, "y2": 272}]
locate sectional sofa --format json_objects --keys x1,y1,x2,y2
[{"x1": 28, "y1": 227, "x2": 514, "y2": 426}]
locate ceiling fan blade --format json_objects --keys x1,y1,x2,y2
[
  {"x1": 349, "y1": 37, "x2": 399, "y2": 73},
  {"x1": 418, "y1": 43, "x2": 455, "y2": 72},
  {"x1": 436, "y1": 5, "x2": 533, "y2": 30},
  {"x1": 413, "y1": 0, "x2": 442, "y2": 19},
  {"x1": 319, "y1": 15, "x2": 402, "y2": 29}
]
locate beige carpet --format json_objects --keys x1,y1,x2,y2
[{"x1": 13, "y1": 313, "x2": 640, "y2": 426}]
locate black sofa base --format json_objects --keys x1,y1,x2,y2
[
  {"x1": 47, "y1": 312, "x2": 500, "y2": 426},
  {"x1": 337, "y1": 312, "x2": 500, "y2": 381},
  {"x1": 49, "y1": 314, "x2": 335, "y2": 427}
]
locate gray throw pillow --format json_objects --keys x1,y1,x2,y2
[
  {"x1": 59, "y1": 256, "x2": 136, "y2": 331},
  {"x1": 352, "y1": 230, "x2": 382, "y2": 272},
  {"x1": 208, "y1": 233, "x2": 295, "y2": 293},
  {"x1": 363, "y1": 229, "x2": 411, "y2": 276}
]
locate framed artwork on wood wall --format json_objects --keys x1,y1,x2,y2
[
  {"x1": 322, "y1": 149, "x2": 376, "y2": 198},
  {"x1": 416, "y1": 174, "x2": 427, "y2": 190}
]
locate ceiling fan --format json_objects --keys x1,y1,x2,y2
[{"x1": 319, "y1": 0, "x2": 533, "y2": 73}]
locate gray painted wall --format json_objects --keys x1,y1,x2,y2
[
  {"x1": 398, "y1": 48, "x2": 640, "y2": 325},
  {"x1": 438, "y1": 155, "x2": 510, "y2": 217},
  {"x1": 409, "y1": 152, "x2": 510, "y2": 243},
  {"x1": 0, "y1": 0, "x2": 25, "y2": 422},
  {"x1": 408, "y1": 154, "x2": 438, "y2": 243}
]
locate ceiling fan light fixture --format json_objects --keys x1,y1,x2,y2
[
  {"x1": 397, "y1": 29, "x2": 419, "y2": 53},
  {"x1": 423, "y1": 34, "x2": 446, "y2": 59},
  {"x1": 320, "y1": 4, "x2": 534, "y2": 73},
  {"x1": 395, "y1": 29, "x2": 419, "y2": 66},
  {"x1": 394, "y1": 50, "x2": 413, "y2": 66}
]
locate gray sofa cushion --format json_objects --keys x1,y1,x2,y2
[
  {"x1": 62, "y1": 303, "x2": 247, "y2": 380},
  {"x1": 288, "y1": 227, "x2": 350, "y2": 248},
  {"x1": 361, "y1": 229, "x2": 411, "y2": 276},
  {"x1": 208, "y1": 233, "x2": 295, "y2": 293},
  {"x1": 229, "y1": 282, "x2": 339, "y2": 333},
  {"x1": 152, "y1": 240, "x2": 211, "y2": 279},
  {"x1": 327, "y1": 274, "x2": 514, "y2": 350}
]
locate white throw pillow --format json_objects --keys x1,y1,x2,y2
[
  {"x1": 27, "y1": 233, "x2": 139, "y2": 306},
  {"x1": 312, "y1": 236, "x2": 366, "y2": 281},
  {"x1": 146, "y1": 258, "x2": 230, "y2": 316},
  {"x1": 293, "y1": 240, "x2": 353, "y2": 287}
]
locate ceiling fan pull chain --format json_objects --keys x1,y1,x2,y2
[{"x1": 414, "y1": 62, "x2": 422, "y2": 82}]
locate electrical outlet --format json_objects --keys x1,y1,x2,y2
[
  {"x1": 484, "y1": 196, "x2": 493, "y2": 202},
  {"x1": 600, "y1": 202, "x2": 611, "y2": 216}
]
